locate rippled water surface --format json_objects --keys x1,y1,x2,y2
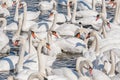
[{"x1": 0, "y1": 0, "x2": 115, "y2": 79}]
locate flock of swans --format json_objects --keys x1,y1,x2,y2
[{"x1": 0, "y1": 0, "x2": 120, "y2": 80}]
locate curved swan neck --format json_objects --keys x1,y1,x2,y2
[
  {"x1": 102, "y1": 22, "x2": 107, "y2": 38},
  {"x1": 67, "y1": 0, "x2": 71, "y2": 19},
  {"x1": 14, "y1": 0, "x2": 20, "y2": 22},
  {"x1": 92, "y1": 0, "x2": 96, "y2": 11},
  {"x1": 90, "y1": 32, "x2": 99, "y2": 53},
  {"x1": 15, "y1": 17, "x2": 22, "y2": 36},
  {"x1": 102, "y1": 0, "x2": 107, "y2": 18},
  {"x1": 71, "y1": 0, "x2": 77, "y2": 23},
  {"x1": 113, "y1": 1, "x2": 120, "y2": 24},
  {"x1": 37, "y1": 41, "x2": 46, "y2": 74},
  {"x1": 16, "y1": 38, "x2": 26, "y2": 73},
  {"x1": 0, "y1": 18, "x2": 7, "y2": 29},
  {"x1": 108, "y1": 50, "x2": 115, "y2": 77},
  {"x1": 22, "y1": 2, "x2": 27, "y2": 28}
]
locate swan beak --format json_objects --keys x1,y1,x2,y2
[
  {"x1": 1, "y1": 3, "x2": 7, "y2": 8},
  {"x1": 68, "y1": 2, "x2": 73, "y2": 8},
  {"x1": 31, "y1": 31, "x2": 36, "y2": 39},
  {"x1": 89, "y1": 67, "x2": 93, "y2": 76},
  {"x1": 86, "y1": 33, "x2": 90, "y2": 39},
  {"x1": 107, "y1": 22, "x2": 111, "y2": 29},
  {"x1": 96, "y1": 15, "x2": 100, "y2": 21},
  {"x1": 52, "y1": 31, "x2": 58, "y2": 38},
  {"x1": 46, "y1": 43, "x2": 51, "y2": 50},
  {"x1": 13, "y1": 40, "x2": 19, "y2": 46},
  {"x1": 19, "y1": 4, "x2": 23, "y2": 8},
  {"x1": 49, "y1": 13, "x2": 53, "y2": 18}
]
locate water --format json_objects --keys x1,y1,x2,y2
[{"x1": 0, "y1": 0, "x2": 116, "y2": 79}]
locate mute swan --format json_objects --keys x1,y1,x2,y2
[
  {"x1": 48, "y1": 9, "x2": 71, "y2": 23},
  {"x1": 76, "y1": 57, "x2": 111, "y2": 80},
  {"x1": 0, "y1": 5, "x2": 10, "y2": 17},
  {"x1": 0, "y1": 17, "x2": 18, "y2": 31},
  {"x1": 55, "y1": 23, "x2": 80, "y2": 36},
  {"x1": 15, "y1": 39, "x2": 56, "y2": 80},
  {"x1": 109, "y1": 0, "x2": 120, "y2": 24},
  {"x1": 19, "y1": 1, "x2": 40, "y2": 21},
  {"x1": 0, "y1": 0, "x2": 13, "y2": 8},
  {"x1": 38, "y1": 0, "x2": 56, "y2": 11},
  {"x1": 19, "y1": 2, "x2": 38, "y2": 32}
]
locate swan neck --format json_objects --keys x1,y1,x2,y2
[
  {"x1": 102, "y1": 22, "x2": 107, "y2": 38},
  {"x1": 113, "y1": 1, "x2": 119, "y2": 24},
  {"x1": 16, "y1": 38, "x2": 26, "y2": 73},
  {"x1": 37, "y1": 42, "x2": 46, "y2": 75},
  {"x1": 22, "y1": 4, "x2": 27, "y2": 28},
  {"x1": 14, "y1": 1, "x2": 19, "y2": 21},
  {"x1": 71, "y1": 0, "x2": 77, "y2": 23},
  {"x1": 67, "y1": 0, "x2": 71, "y2": 19},
  {"x1": 15, "y1": 18, "x2": 22, "y2": 36},
  {"x1": 108, "y1": 50, "x2": 115, "y2": 76},
  {"x1": 0, "y1": 18, "x2": 7, "y2": 29},
  {"x1": 92, "y1": 0, "x2": 96, "y2": 11},
  {"x1": 102, "y1": 0, "x2": 107, "y2": 18}
]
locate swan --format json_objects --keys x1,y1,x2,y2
[
  {"x1": 87, "y1": 31, "x2": 120, "y2": 56},
  {"x1": 38, "y1": 0, "x2": 56, "y2": 11},
  {"x1": 19, "y1": 2, "x2": 38, "y2": 32},
  {"x1": 15, "y1": 39, "x2": 56, "y2": 80},
  {"x1": 0, "y1": 0, "x2": 13, "y2": 8},
  {"x1": 55, "y1": 23, "x2": 80, "y2": 36},
  {"x1": 18, "y1": 1, "x2": 40, "y2": 21},
  {"x1": 0, "y1": 4, "x2": 10, "y2": 17},
  {"x1": 54, "y1": 36, "x2": 87, "y2": 54},
  {"x1": 0, "y1": 19, "x2": 9, "y2": 53},
  {"x1": 110, "y1": 0, "x2": 120, "y2": 24},
  {"x1": 76, "y1": 57, "x2": 111, "y2": 80},
  {"x1": 0, "y1": 17, "x2": 18, "y2": 31},
  {"x1": 48, "y1": 9, "x2": 71, "y2": 23}
]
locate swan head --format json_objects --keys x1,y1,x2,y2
[
  {"x1": 1, "y1": 2, "x2": 7, "y2": 8},
  {"x1": 67, "y1": 1, "x2": 74, "y2": 8},
  {"x1": 51, "y1": 31, "x2": 59, "y2": 38},
  {"x1": 19, "y1": 2, "x2": 27, "y2": 8},
  {"x1": 12, "y1": 36, "x2": 26, "y2": 46},
  {"x1": 48, "y1": 10, "x2": 57, "y2": 18},
  {"x1": 108, "y1": 0, "x2": 116, "y2": 7}
]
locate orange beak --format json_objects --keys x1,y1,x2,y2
[
  {"x1": 107, "y1": 22, "x2": 111, "y2": 29},
  {"x1": 49, "y1": 13, "x2": 53, "y2": 18},
  {"x1": 52, "y1": 31, "x2": 58, "y2": 38},
  {"x1": 96, "y1": 15, "x2": 100, "y2": 21},
  {"x1": 2, "y1": 3, "x2": 7, "y2": 8},
  {"x1": 69, "y1": 2, "x2": 73, "y2": 8},
  {"x1": 46, "y1": 43, "x2": 51, "y2": 50},
  {"x1": 31, "y1": 31, "x2": 36, "y2": 39},
  {"x1": 13, "y1": 40, "x2": 19, "y2": 46},
  {"x1": 86, "y1": 33, "x2": 90, "y2": 39},
  {"x1": 19, "y1": 4, "x2": 23, "y2": 8},
  {"x1": 89, "y1": 67, "x2": 93, "y2": 76}
]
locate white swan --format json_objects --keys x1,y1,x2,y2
[
  {"x1": 0, "y1": 4, "x2": 10, "y2": 17},
  {"x1": 0, "y1": 17, "x2": 18, "y2": 31},
  {"x1": 18, "y1": 1, "x2": 40, "y2": 21},
  {"x1": 38, "y1": 0, "x2": 56, "y2": 11},
  {"x1": 19, "y1": 2, "x2": 38, "y2": 32}
]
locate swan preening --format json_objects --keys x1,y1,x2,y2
[{"x1": 0, "y1": 0, "x2": 120, "y2": 80}]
